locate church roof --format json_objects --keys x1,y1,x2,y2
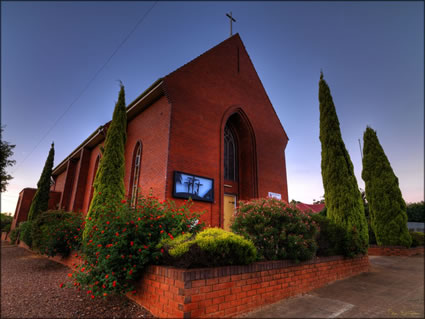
[{"x1": 52, "y1": 34, "x2": 288, "y2": 175}]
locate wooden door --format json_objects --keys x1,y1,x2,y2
[{"x1": 223, "y1": 194, "x2": 236, "y2": 231}]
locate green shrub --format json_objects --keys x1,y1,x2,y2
[
  {"x1": 231, "y1": 198, "x2": 318, "y2": 262},
  {"x1": 410, "y1": 232, "x2": 424, "y2": 247},
  {"x1": 19, "y1": 221, "x2": 34, "y2": 247},
  {"x1": 70, "y1": 195, "x2": 204, "y2": 298},
  {"x1": 158, "y1": 228, "x2": 257, "y2": 268},
  {"x1": 31, "y1": 210, "x2": 84, "y2": 257},
  {"x1": 407, "y1": 202, "x2": 424, "y2": 222},
  {"x1": 1, "y1": 213, "x2": 13, "y2": 232},
  {"x1": 9, "y1": 227, "x2": 19, "y2": 244},
  {"x1": 311, "y1": 214, "x2": 365, "y2": 257}
]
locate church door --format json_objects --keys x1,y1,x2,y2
[{"x1": 223, "y1": 194, "x2": 236, "y2": 231}]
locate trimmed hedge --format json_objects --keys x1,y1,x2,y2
[{"x1": 158, "y1": 228, "x2": 257, "y2": 268}]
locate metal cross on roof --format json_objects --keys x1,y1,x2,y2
[{"x1": 226, "y1": 12, "x2": 236, "y2": 37}]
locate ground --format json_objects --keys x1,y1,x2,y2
[
  {"x1": 1, "y1": 241, "x2": 153, "y2": 318},
  {"x1": 1, "y1": 241, "x2": 424, "y2": 318}
]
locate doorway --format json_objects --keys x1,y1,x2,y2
[{"x1": 223, "y1": 194, "x2": 236, "y2": 231}]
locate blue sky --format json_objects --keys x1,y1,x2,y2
[{"x1": 1, "y1": 1, "x2": 423, "y2": 213}]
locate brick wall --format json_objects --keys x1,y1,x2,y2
[
  {"x1": 164, "y1": 34, "x2": 289, "y2": 228},
  {"x1": 10, "y1": 189, "x2": 61, "y2": 231},
  {"x1": 124, "y1": 96, "x2": 171, "y2": 201},
  {"x1": 129, "y1": 255, "x2": 369, "y2": 318},
  {"x1": 368, "y1": 245, "x2": 424, "y2": 256}
]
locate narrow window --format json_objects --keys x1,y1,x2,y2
[
  {"x1": 130, "y1": 142, "x2": 142, "y2": 207},
  {"x1": 224, "y1": 125, "x2": 237, "y2": 181}
]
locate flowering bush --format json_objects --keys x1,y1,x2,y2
[
  {"x1": 69, "y1": 195, "x2": 204, "y2": 298},
  {"x1": 31, "y1": 210, "x2": 84, "y2": 257},
  {"x1": 231, "y1": 198, "x2": 318, "y2": 262},
  {"x1": 158, "y1": 227, "x2": 257, "y2": 268}
]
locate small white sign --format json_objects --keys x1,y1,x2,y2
[{"x1": 268, "y1": 192, "x2": 281, "y2": 200}]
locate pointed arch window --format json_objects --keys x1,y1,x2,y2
[
  {"x1": 224, "y1": 125, "x2": 237, "y2": 181},
  {"x1": 129, "y1": 141, "x2": 142, "y2": 207}
]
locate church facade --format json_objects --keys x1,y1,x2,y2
[{"x1": 12, "y1": 34, "x2": 289, "y2": 230}]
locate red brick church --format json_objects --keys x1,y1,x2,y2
[{"x1": 12, "y1": 34, "x2": 289, "y2": 231}]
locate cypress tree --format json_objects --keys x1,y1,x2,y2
[
  {"x1": 318, "y1": 73, "x2": 368, "y2": 253},
  {"x1": 83, "y1": 84, "x2": 127, "y2": 239},
  {"x1": 361, "y1": 127, "x2": 411, "y2": 247},
  {"x1": 28, "y1": 142, "x2": 55, "y2": 221}
]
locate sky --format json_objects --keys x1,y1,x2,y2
[{"x1": 1, "y1": 1, "x2": 423, "y2": 214}]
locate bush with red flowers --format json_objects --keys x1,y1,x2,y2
[
  {"x1": 31, "y1": 210, "x2": 84, "y2": 257},
  {"x1": 231, "y1": 197, "x2": 319, "y2": 262},
  {"x1": 69, "y1": 194, "x2": 204, "y2": 297}
]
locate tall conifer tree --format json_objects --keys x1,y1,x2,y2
[
  {"x1": 361, "y1": 127, "x2": 411, "y2": 247},
  {"x1": 84, "y1": 84, "x2": 127, "y2": 238},
  {"x1": 318, "y1": 73, "x2": 368, "y2": 252},
  {"x1": 28, "y1": 142, "x2": 55, "y2": 221}
]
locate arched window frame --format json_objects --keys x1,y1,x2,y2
[
  {"x1": 224, "y1": 124, "x2": 238, "y2": 181},
  {"x1": 129, "y1": 141, "x2": 143, "y2": 207}
]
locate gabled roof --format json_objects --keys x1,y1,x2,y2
[
  {"x1": 52, "y1": 34, "x2": 289, "y2": 175},
  {"x1": 296, "y1": 203, "x2": 325, "y2": 214}
]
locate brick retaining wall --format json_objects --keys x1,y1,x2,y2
[
  {"x1": 7, "y1": 241, "x2": 369, "y2": 318},
  {"x1": 128, "y1": 255, "x2": 369, "y2": 318},
  {"x1": 368, "y1": 245, "x2": 424, "y2": 256}
]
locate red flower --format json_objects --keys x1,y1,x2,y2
[
  {"x1": 103, "y1": 293, "x2": 108, "y2": 297},
  {"x1": 91, "y1": 295, "x2": 95, "y2": 299},
  {"x1": 113, "y1": 281, "x2": 117, "y2": 287},
  {"x1": 68, "y1": 273, "x2": 73, "y2": 277},
  {"x1": 59, "y1": 283, "x2": 64, "y2": 288},
  {"x1": 106, "y1": 221, "x2": 110, "y2": 225},
  {"x1": 105, "y1": 274, "x2": 109, "y2": 279},
  {"x1": 130, "y1": 241, "x2": 134, "y2": 246},
  {"x1": 121, "y1": 199, "x2": 126, "y2": 204},
  {"x1": 115, "y1": 232, "x2": 119, "y2": 236}
]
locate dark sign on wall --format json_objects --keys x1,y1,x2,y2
[{"x1": 173, "y1": 171, "x2": 214, "y2": 202}]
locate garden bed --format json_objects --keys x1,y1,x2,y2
[
  {"x1": 16, "y1": 244, "x2": 369, "y2": 318},
  {"x1": 368, "y1": 245, "x2": 424, "y2": 256}
]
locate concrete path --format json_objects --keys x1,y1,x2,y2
[{"x1": 241, "y1": 256, "x2": 424, "y2": 318}]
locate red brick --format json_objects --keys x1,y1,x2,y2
[
  {"x1": 192, "y1": 280, "x2": 205, "y2": 288},
  {"x1": 212, "y1": 297, "x2": 225, "y2": 305},
  {"x1": 200, "y1": 285, "x2": 212, "y2": 294},
  {"x1": 213, "y1": 282, "x2": 234, "y2": 291},
  {"x1": 205, "y1": 304, "x2": 219, "y2": 314}
]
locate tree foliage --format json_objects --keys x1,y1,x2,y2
[
  {"x1": 318, "y1": 73, "x2": 368, "y2": 253},
  {"x1": 1, "y1": 212, "x2": 13, "y2": 232},
  {"x1": 84, "y1": 84, "x2": 127, "y2": 239},
  {"x1": 406, "y1": 201, "x2": 424, "y2": 223},
  {"x1": 28, "y1": 143, "x2": 55, "y2": 221},
  {"x1": 361, "y1": 126, "x2": 411, "y2": 247},
  {"x1": 0, "y1": 127, "x2": 16, "y2": 192}
]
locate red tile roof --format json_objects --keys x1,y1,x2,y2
[{"x1": 296, "y1": 203, "x2": 325, "y2": 214}]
